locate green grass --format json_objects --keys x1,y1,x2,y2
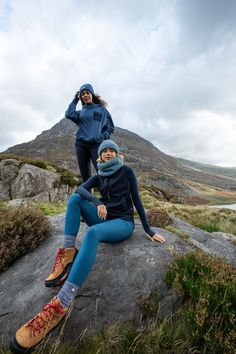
[
  {"x1": 37, "y1": 202, "x2": 67, "y2": 216},
  {"x1": 189, "y1": 212, "x2": 236, "y2": 235},
  {"x1": 165, "y1": 226, "x2": 190, "y2": 242},
  {"x1": 1, "y1": 201, "x2": 67, "y2": 217},
  {"x1": 200, "y1": 193, "x2": 236, "y2": 205},
  {"x1": 141, "y1": 198, "x2": 236, "y2": 236},
  {"x1": 138, "y1": 290, "x2": 160, "y2": 318},
  {"x1": 194, "y1": 219, "x2": 221, "y2": 232},
  {"x1": 139, "y1": 187, "x2": 236, "y2": 234}
]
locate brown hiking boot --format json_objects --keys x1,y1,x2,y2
[
  {"x1": 9, "y1": 297, "x2": 67, "y2": 353},
  {"x1": 45, "y1": 247, "x2": 78, "y2": 287}
]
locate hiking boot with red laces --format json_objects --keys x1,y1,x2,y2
[
  {"x1": 45, "y1": 247, "x2": 78, "y2": 287},
  {"x1": 9, "y1": 297, "x2": 67, "y2": 354}
]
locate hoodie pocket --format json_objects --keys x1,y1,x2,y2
[{"x1": 93, "y1": 111, "x2": 102, "y2": 122}]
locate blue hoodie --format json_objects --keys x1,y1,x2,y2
[{"x1": 65, "y1": 98, "x2": 115, "y2": 144}]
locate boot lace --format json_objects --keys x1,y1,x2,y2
[
  {"x1": 27, "y1": 300, "x2": 65, "y2": 336},
  {"x1": 51, "y1": 248, "x2": 65, "y2": 273}
]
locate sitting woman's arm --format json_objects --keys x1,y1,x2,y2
[
  {"x1": 75, "y1": 176, "x2": 103, "y2": 207},
  {"x1": 127, "y1": 167, "x2": 166, "y2": 243}
]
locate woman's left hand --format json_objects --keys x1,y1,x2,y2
[
  {"x1": 97, "y1": 204, "x2": 107, "y2": 220},
  {"x1": 146, "y1": 233, "x2": 166, "y2": 244}
]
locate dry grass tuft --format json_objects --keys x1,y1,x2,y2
[
  {"x1": 147, "y1": 207, "x2": 172, "y2": 228},
  {"x1": 0, "y1": 205, "x2": 51, "y2": 271}
]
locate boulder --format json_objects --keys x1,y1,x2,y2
[
  {"x1": 147, "y1": 174, "x2": 196, "y2": 198},
  {"x1": 0, "y1": 180, "x2": 9, "y2": 200},
  {"x1": 0, "y1": 215, "x2": 235, "y2": 348},
  {"x1": 171, "y1": 217, "x2": 236, "y2": 266},
  {"x1": 0, "y1": 159, "x2": 72, "y2": 202},
  {"x1": 11, "y1": 163, "x2": 60, "y2": 198},
  {"x1": 0, "y1": 159, "x2": 21, "y2": 200}
]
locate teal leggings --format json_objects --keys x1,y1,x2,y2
[{"x1": 65, "y1": 194, "x2": 134, "y2": 286}]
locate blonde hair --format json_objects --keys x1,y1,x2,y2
[{"x1": 97, "y1": 153, "x2": 124, "y2": 163}]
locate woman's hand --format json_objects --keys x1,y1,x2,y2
[
  {"x1": 74, "y1": 91, "x2": 80, "y2": 100},
  {"x1": 146, "y1": 233, "x2": 166, "y2": 244},
  {"x1": 97, "y1": 205, "x2": 107, "y2": 220}
]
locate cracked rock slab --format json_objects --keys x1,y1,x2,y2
[{"x1": 0, "y1": 214, "x2": 235, "y2": 346}]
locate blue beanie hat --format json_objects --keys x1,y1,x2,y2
[
  {"x1": 98, "y1": 140, "x2": 119, "y2": 156},
  {"x1": 79, "y1": 83, "x2": 94, "y2": 95}
]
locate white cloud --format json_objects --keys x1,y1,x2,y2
[
  {"x1": 0, "y1": 0, "x2": 236, "y2": 166},
  {"x1": 155, "y1": 110, "x2": 236, "y2": 165}
]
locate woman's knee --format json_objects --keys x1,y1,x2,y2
[
  {"x1": 67, "y1": 193, "x2": 83, "y2": 207},
  {"x1": 83, "y1": 226, "x2": 100, "y2": 244}
]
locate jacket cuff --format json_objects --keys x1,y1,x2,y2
[{"x1": 72, "y1": 97, "x2": 79, "y2": 104}]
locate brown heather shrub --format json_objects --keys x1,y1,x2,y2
[
  {"x1": 0, "y1": 206, "x2": 51, "y2": 271},
  {"x1": 147, "y1": 207, "x2": 172, "y2": 228},
  {"x1": 166, "y1": 251, "x2": 236, "y2": 353}
]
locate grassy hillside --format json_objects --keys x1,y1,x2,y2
[{"x1": 177, "y1": 157, "x2": 236, "y2": 179}]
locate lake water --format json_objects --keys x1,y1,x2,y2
[{"x1": 209, "y1": 204, "x2": 236, "y2": 211}]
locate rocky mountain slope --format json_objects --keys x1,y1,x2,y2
[
  {"x1": 2, "y1": 119, "x2": 236, "y2": 197},
  {"x1": 176, "y1": 157, "x2": 236, "y2": 179}
]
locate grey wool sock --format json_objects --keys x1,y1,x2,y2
[
  {"x1": 57, "y1": 281, "x2": 80, "y2": 308},
  {"x1": 63, "y1": 235, "x2": 76, "y2": 248}
]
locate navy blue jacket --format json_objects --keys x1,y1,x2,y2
[
  {"x1": 65, "y1": 99, "x2": 114, "y2": 144},
  {"x1": 75, "y1": 165, "x2": 155, "y2": 237}
]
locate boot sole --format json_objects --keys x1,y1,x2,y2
[
  {"x1": 9, "y1": 335, "x2": 35, "y2": 353},
  {"x1": 45, "y1": 249, "x2": 78, "y2": 288}
]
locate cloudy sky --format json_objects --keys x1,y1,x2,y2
[{"x1": 0, "y1": 0, "x2": 236, "y2": 167}]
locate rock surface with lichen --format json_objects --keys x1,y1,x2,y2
[{"x1": 0, "y1": 214, "x2": 235, "y2": 346}]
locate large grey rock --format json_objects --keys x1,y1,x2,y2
[
  {"x1": 11, "y1": 163, "x2": 60, "y2": 198},
  {"x1": 0, "y1": 159, "x2": 72, "y2": 202},
  {"x1": 0, "y1": 215, "x2": 235, "y2": 348},
  {"x1": 0, "y1": 159, "x2": 21, "y2": 200},
  {"x1": 146, "y1": 174, "x2": 196, "y2": 198},
  {"x1": 0, "y1": 159, "x2": 21, "y2": 184},
  {"x1": 171, "y1": 217, "x2": 236, "y2": 267},
  {"x1": 0, "y1": 180, "x2": 10, "y2": 200}
]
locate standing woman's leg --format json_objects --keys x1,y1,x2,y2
[
  {"x1": 75, "y1": 144, "x2": 91, "y2": 182},
  {"x1": 90, "y1": 143, "x2": 100, "y2": 172}
]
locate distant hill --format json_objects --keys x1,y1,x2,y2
[
  {"x1": 2, "y1": 119, "x2": 236, "y2": 198},
  {"x1": 176, "y1": 158, "x2": 236, "y2": 179}
]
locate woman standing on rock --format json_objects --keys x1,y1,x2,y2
[
  {"x1": 65, "y1": 83, "x2": 115, "y2": 182},
  {"x1": 10, "y1": 140, "x2": 166, "y2": 354}
]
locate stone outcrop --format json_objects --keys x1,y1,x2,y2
[
  {"x1": 171, "y1": 217, "x2": 236, "y2": 266},
  {"x1": 0, "y1": 159, "x2": 72, "y2": 202},
  {"x1": 0, "y1": 215, "x2": 235, "y2": 348},
  {"x1": 145, "y1": 173, "x2": 196, "y2": 198},
  {"x1": 0, "y1": 159, "x2": 21, "y2": 200}
]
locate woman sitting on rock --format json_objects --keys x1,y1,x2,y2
[{"x1": 10, "y1": 140, "x2": 166, "y2": 354}]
